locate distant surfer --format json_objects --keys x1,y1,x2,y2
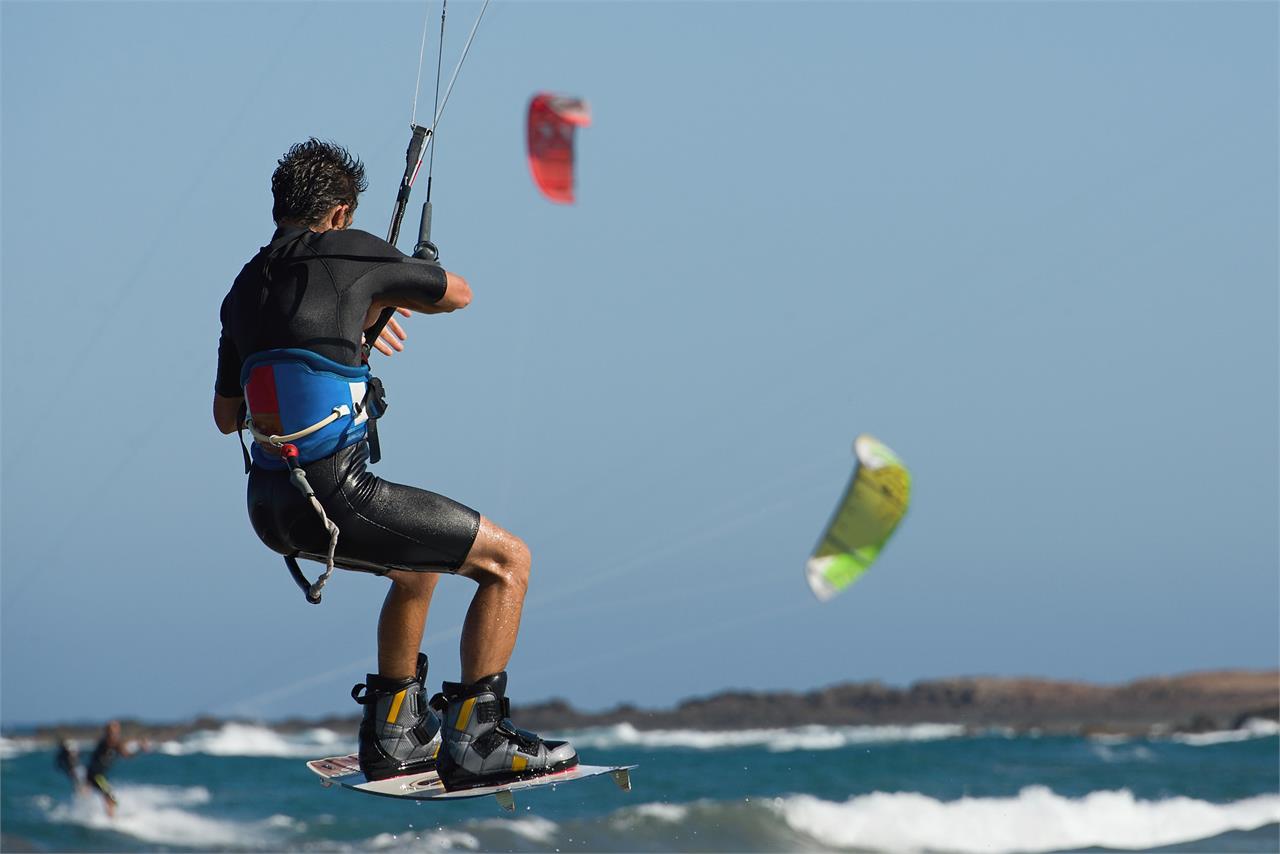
[
  {"x1": 86, "y1": 721, "x2": 146, "y2": 818},
  {"x1": 54, "y1": 737, "x2": 85, "y2": 795},
  {"x1": 212, "y1": 139, "x2": 577, "y2": 789}
]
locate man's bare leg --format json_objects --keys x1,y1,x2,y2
[
  {"x1": 359, "y1": 569, "x2": 443, "y2": 781},
  {"x1": 455, "y1": 517, "x2": 531, "y2": 683},
  {"x1": 434, "y1": 517, "x2": 577, "y2": 785},
  {"x1": 377, "y1": 570, "x2": 441, "y2": 680},
  {"x1": 376, "y1": 515, "x2": 527, "y2": 683}
]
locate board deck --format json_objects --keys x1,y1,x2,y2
[{"x1": 306, "y1": 753, "x2": 636, "y2": 811}]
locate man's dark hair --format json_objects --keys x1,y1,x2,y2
[{"x1": 271, "y1": 138, "x2": 369, "y2": 226}]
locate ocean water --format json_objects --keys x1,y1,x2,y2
[{"x1": 2, "y1": 719, "x2": 1277, "y2": 852}]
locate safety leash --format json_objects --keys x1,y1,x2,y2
[{"x1": 279, "y1": 444, "x2": 340, "y2": 604}]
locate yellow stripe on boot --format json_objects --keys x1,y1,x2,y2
[
  {"x1": 455, "y1": 697, "x2": 475, "y2": 731},
  {"x1": 386, "y1": 688, "x2": 406, "y2": 723}
]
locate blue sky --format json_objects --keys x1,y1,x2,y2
[{"x1": 2, "y1": 1, "x2": 1276, "y2": 727}]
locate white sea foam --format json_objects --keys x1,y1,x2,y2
[
  {"x1": 1088, "y1": 742, "x2": 1156, "y2": 763},
  {"x1": 500, "y1": 815, "x2": 560, "y2": 842},
  {"x1": 771, "y1": 787, "x2": 1280, "y2": 854},
  {"x1": 156, "y1": 722, "x2": 351, "y2": 757},
  {"x1": 633, "y1": 802, "x2": 692, "y2": 823},
  {"x1": 566, "y1": 721, "x2": 965, "y2": 751},
  {"x1": 366, "y1": 828, "x2": 481, "y2": 850},
  {"x1": 1171, "y1": 717, "x2": 1280, "y2": 746},
  {"x1": 41, "y1": 782, "x2": 291, "y2": 848},
  {"x1": 0, "y1": 735, "x2": 39, "y2": 759}
]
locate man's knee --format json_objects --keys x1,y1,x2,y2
[
  {"x1": 464, "y1": 522, "x2": 531, "y2": 588},
  {"x1": 388, "y1": 569, "x2": 440, "y2": 596},
  {"x1": 491, "y1": 533, "x2": 531, "y2": 590}
]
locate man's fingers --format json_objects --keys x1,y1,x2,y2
[
  {"x1": 373, "y1": 316, "x2": 408, "y2": 356},
  {"x1": 374, "y1": 337, "x2": 403, "y2": 355}
]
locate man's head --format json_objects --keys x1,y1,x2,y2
[{"x1": 271, "y1": 138, "x2": 369, "y2": 230}]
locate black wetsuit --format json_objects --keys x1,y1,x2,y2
[
  {"x1": 86, "y1": 739, "x2": 118, "y2": 802},
  {"x1": 216, "y1": 226, "x2": 480, "y2": 573},
  {"x1": 55, "y1": 743, "x2": 79, "y2": 785}
]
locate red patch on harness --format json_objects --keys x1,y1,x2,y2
[{"x1": 246, "y1": 363, "x2": 284, "y2": 440}]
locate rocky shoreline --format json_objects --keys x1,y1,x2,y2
[{"x1": 15, "y1": 670, "x2": 1278, "y2": 744}]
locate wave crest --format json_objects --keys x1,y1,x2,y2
[
  {"x1": 1171, "y1": 718, "x2": 1280, "y2": 746},
  {"x1": 771, "y1": 787, "x2": 1280, "y2": 853},
  {"x1": 156, "y1": 722, "x2": 350, "y2": 758},
  {"x1": 566, "y1": 721, "x2": 965, "y2": 751}
]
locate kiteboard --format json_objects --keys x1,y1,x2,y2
[{"x1": 306, "y1": 753, "x2": 636, "y2": 812}]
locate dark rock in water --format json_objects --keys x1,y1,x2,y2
[
  {"x1": 508, "y1": 669, "x2": 1280, "y2": 737},
  {"x1": 1232, "y1": 705, "x2": 1280, "y2": 729},
  {"x1": 1181, "y1": 714, "x2": 1219, "y2": 733},
  {"x1": 13, "y1": 669, "x2": 1278, "y2": 743}
]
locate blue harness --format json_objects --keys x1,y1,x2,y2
[{"x1": 241, "y1": 348, "x2": 384, "y2": 470}]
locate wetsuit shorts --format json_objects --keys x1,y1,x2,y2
[
  {"x1": 247, "y1": 441, "x2": 481, "y2": 574},
  {"x1": 87, "y1": 770, "x2": 116, "y2": 803}
]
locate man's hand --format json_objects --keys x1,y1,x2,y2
[{"x1": 368, "y1": 307, "x2": 413, "y2": 356}]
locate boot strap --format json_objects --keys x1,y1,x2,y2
[
  {"x1": 474, "y1": 698, "x2": 506, "y2": 725},
  {"x1": 408, "y1": 716, "x2": 440, "y2": 748},
  {"x1": 470, "y1": 730, "x2": 505, "y2": 758},
  {"x1": 495, "y1": 719, "x2": 541, "y2": 752}
]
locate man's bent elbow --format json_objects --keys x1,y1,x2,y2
[
  {"x1": 214, "y1": 414, "x2": 238, "y2": 435},
  {"x1": 213, "y1": 395, "x2": 243, "y2": 435}
]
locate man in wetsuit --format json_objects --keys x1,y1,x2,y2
[
  {"x1": 85, "y1": 721, "x2": 144, "y2": 817},
  {"x1": 212, "y1": 139, "x2": 576, "y2": 789}
]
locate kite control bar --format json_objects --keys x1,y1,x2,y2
[
  {"x1": 361, "y1": 124, "x2": 433, "y2": 464},
  {"x1": 361, "y1": 0, "x2": 490, "y2": 462},
  {"x1": 384, "y1": 125, "x2": 432, "y2": 255},
  {"x1": 364, "y1": 0, "x2": 490, "y2": 359},
  {"x1": 364, "y1": 124, "x2": 433, "y2": 364}
]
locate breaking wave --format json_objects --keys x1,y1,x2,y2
[
  {"x1": 156, "y1": 722, "x2": 351, "y2": 758},
  {"x1": 0, "y1": 735, "x2": 39, "y2": 760},
  {"x1": 1170, "y1": 718, "x2": 1280, "y2": 746},
  {"x1": 346, "y1": 789, "x2": 1280, "y2": 853},
  {"x1": 770, "y1": 787, "x2": 1280, "y2": 853},
  {"x1": 566, "y1": 721, "x2": 966, "y2": 751},
  {"x1": 37, "y1": 783, "x2": 298, "y2": 849}
]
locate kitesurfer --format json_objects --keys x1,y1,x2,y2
[
  {"x1": 85, "y1": 721, "x2": 145, "y2": 818},
  {"x1": 212, "y1": 139, "x2": 577, "y2": 789}
]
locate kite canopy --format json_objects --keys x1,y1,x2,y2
[
  {"x1": 805, "y1": 435, "x2": 911, "y2": 602},
  {"x1": 526, "y1": 92, "x2": 591, "y2": 204}
]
